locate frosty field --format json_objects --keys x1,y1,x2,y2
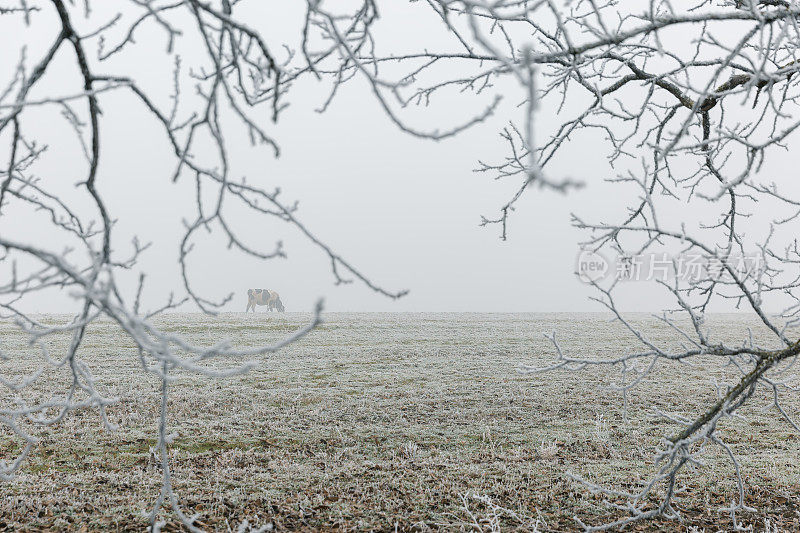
[{"x1": 1, "y1": 313, "x2": 799, "y2": 531}]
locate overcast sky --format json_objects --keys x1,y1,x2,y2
[{"x1": 2, "y1": 2, "x2": 796, "y2": 314}]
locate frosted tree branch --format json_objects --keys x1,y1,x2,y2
[{"x1": 3, "y1": 0, "x2": 800, "y2": 530}]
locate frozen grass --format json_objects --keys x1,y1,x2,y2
[{"x1": 1, "y1": 312, "x2": 799, "y2": 531}]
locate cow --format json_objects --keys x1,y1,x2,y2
[{"x1": 245, "y1": 288, "x2": 285, "y2": 312}]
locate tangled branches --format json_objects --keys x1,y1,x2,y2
[
  {"x1": 507, "y1": 0, "x2": 800, "y2": 529},
  {"x1": 3, "y1": 0, "x2": 800, "y2": 530}
]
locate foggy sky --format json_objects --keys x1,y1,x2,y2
[{"x1": 2, "y1": 2, "x2": 796, "y2": 314}]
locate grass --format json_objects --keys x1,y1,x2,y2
[{"x1": 1, "y1": 312, "x2": 799, "y2": 531}]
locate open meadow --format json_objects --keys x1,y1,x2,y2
[{"x1": 1, "y1": 313, "x2": 799, "y2": 531}]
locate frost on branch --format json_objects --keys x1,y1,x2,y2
[{"x1": 3, "y1": 0, "x2": 800, "y2": 530}]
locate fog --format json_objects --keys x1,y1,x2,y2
[{"x1": 1, "y1": 2, "x2": 796, "y2": 314}]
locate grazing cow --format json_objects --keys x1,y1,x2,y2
[{"x1": 246, "y1": 288, "x2": 285, "y2": 312}]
